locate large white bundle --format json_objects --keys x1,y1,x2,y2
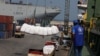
[
  {"x1": 24, "y1": 25, "x2": 32, "y2": 33},
  {"x1": 43, "y1": 45, "x2": 55, "y2": 54},
  {"x1": 21, "y1": 24, "x2": 59, "y2": 35},
  {"x1": 20, "y1": 23, "x2": 28, "y2": 32},
  {"x1": 46, "y1": 27, "x2": 52, "y2": 35},
  {"x1": 28, "y1": 25, "x2": 35, "y2": 34}
]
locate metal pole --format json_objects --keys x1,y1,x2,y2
[
  {"x1": 41, "y1": 0, "x2": 47, "y2": 27},
  {"x1": 34, "y1": 0, "x2": 38, "y2": 18}
]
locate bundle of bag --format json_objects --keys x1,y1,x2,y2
[
  {"x1": 43, "y1": 45, "x2": 55, "y2": 55},
  {"x1": 20, "y1": 23, "x2": 59, "y2": 35}
]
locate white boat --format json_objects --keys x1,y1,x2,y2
[{"x1": 0, "y1": 0, "x2": 60, "y2": 24}]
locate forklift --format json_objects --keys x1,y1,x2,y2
[{"x1": 15, "y1": 25, "x2": 25, "y2": 38}]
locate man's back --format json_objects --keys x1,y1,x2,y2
[{"x1": 73, "y1": 24, "x2": 84, "y2": 46}]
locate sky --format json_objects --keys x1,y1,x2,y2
[{"x1": 6, "y1": 0, "x2": 79, "y2": 21}]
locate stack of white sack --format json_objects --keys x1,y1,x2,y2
[
  {"x1": 43, "y1": 45, "x2": 55, "y2": 55},
  {"x1": 20, "y1": 23, "x2": 59, "y2": 35}
]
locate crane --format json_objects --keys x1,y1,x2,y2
[{"x1": 64, "y1": 0, "x2": 70, "y2": 35}]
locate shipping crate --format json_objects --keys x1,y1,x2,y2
[{"x1": 0, "y1": 15, "x2": 13, "y2": 23}]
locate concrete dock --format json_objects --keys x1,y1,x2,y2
[{"x1": 0, "y1": 33, "x2": 69, "y2": 56}]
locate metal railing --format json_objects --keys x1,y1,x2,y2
[{"x1": 68, "y1": 43, "x2": 74, "y2": 56}]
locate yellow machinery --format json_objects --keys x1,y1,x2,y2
[{"x1": 85, "y1": 0, "x2": 100, "y2": 55}]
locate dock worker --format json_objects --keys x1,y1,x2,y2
[{"x1": 72, "y1": 20, "x2": 84, "y2": 56}]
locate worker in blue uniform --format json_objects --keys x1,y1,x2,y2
[{"x1": 72, "y1": 20, "x2": 84, "y2": 56}]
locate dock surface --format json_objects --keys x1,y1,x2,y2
[{"x1": 0, "y1": 33, "x2": 69, "y2": 56}]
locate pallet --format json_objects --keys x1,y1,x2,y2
[{"x1": 15, "y1": 32, "x2": 24, "y2": 38}]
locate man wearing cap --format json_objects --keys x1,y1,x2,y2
[{"x1": 72, "y1": 20, "x2": 84, "y2": 56}]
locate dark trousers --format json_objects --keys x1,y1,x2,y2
[{"x1": 74, "y1": 46, "x2": 83, "y2": 56}]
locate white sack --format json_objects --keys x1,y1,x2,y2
[{"x1": 43, "y1": 45, "x2": 55, "y2": 54}]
